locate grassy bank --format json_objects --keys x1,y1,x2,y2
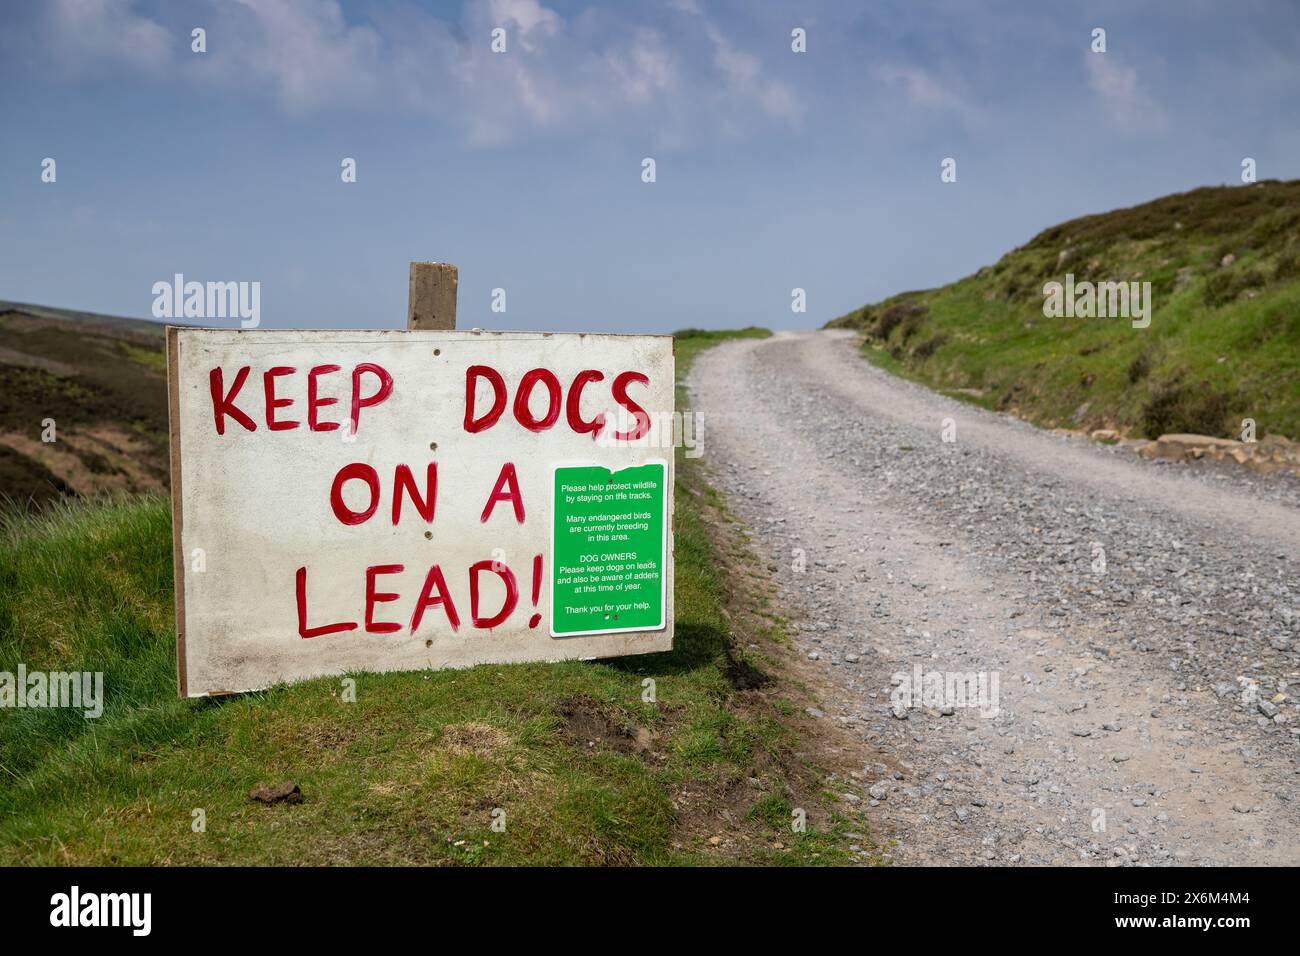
[
  {"x1": 827, "y1": 180, "x2": 1300, "y2": 440},
  {"x1": 0, "y1": 327, "x2": 874, "y2": 866}
]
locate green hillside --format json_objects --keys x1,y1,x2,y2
[{"x1": 827, "y1": 179, "x2": 1300, "y2": 440}]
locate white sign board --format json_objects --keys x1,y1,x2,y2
[{"x1": 167, "y1": 328, "x2": 674, "y2": 697}]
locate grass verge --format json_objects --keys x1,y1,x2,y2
[{"x1": 0, "y1": 327, "x2": 877, "y2": 866}]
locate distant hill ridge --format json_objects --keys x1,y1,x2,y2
[{"x1": 0, "y1": 300, "x2": 168, "y2": 341}]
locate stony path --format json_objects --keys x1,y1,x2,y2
[{"x1": 690, "y1": 330, "x2": 1300, "y2": 866}]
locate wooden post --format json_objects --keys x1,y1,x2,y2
[{"x1": 407, "y1": 261, "x2": 458, "y2": 330}]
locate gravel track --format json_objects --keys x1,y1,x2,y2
[{"x1": 690, "y1": 330, "x2": 1300, "y2": 866}]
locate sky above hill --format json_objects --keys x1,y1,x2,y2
[{"x1": 2, "y1": 0, "x2": 1298, "y2": 332}]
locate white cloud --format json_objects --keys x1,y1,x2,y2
[
  {"x1": 44, "y1": 0, "x2": 172, "y2": 73},
  {"x1": 487, "y1": 0, "x2": 561, "y2": 52},
  {"x1": 879, "y1": 65, "x2": 953, "y2": 110},
  {"x1": 761, "y1": 82, "x2": 800, "y2": 124},
  {"x1": 705, "y1": 23, "x2": 761, "y2": 90},
  {"x1": 604, "y1": 29, "x2": 679, "y2": 104},
  {"x1": 201, "y1": 0, "x2": 385, "y2": 112},
  {"x1": 25, "y1": 0, "x2": 802, "y2": 145},
  {"x1": 403, "y1": 0, "x2": 798, "y2": 143},
  {"x1": 1085, "y1": 52, "x2": 1168, "y2": 133},
  {"x1": 875, "y1": 64, "x2": 966, "y2": 113},
  {"x1": 691, "y1": 9, "x2": 803, "y2": 125}
]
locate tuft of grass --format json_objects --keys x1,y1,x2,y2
[
  {"x1": 0, "y1": 326, "x2": 871, "y2": 866},
  {"x1": 828, "y1": 180, "x2": 1300, "y2": 439}
]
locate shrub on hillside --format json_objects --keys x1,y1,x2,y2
[
  {"x1": 1127, "y1": 349, "x2": 1153, "y2": 384},
  {"x1": 874, "y1": 302, "x2": 928, "y2": 339},
  {"x1": 1141, "y1": 379, "x2": 1231, "y2": 438},
  {"x1": 913, "y1": 334, "x2": 948, "y2": 359},
  {"x1": 1273, "y1": 252, "x2": 1300, "y2": 282},
  {"x1": 1203, "y1": 267, "x2": 1265, "y2": 307}
]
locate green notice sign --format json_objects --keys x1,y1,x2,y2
[{"x1": 551, "y1": 462, "x2": 667, "y2": 636}]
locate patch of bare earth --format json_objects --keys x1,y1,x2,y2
[
  {"x1": 0, "y1": 425, "x2": 165, "y2": 498},
  {"x1": 440, "y1": 722, "x2": 511, "y2": 757}
]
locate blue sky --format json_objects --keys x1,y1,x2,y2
[{"x1": 1, "y1": 0, "x2": 1298, "y2": 333}]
